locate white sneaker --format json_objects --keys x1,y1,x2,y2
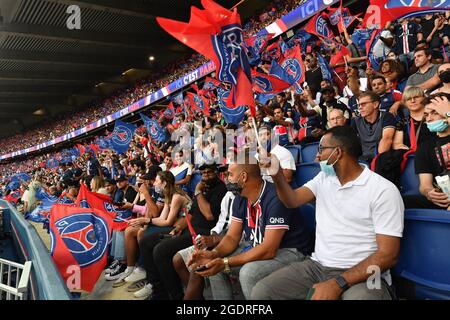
[
  {"x1": 124, "y1": 267, "x2": 146, "y2": 283},
  {"x1": 134, "y1": 283, "x2": 153, "y2": 299},
  {"x1": 110, "y1": 266, "x2": 134, "y2": 287}
]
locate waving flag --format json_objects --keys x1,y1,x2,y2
[
  {"x1": 317, "y1": 53, "x2": 333, "y2": 82},
  {"x1": 203, "y1": 76, "x2": 221, "y2": 91},
  {"x1": 287, "y1": 30, "x2": 312, "y2": 52},
  {"x1": 187, "y1": 92, "x2": 211, "y2": 116},
  {"x1": 244, "y1": 33, "x2": 274, "y2": 66},
  {"x1": 217, "y1": 87, "x2": 246, "y2": 125},
  {"x1": 362, "y1": 0, "x2": 446, "y2": 29},
  {"x1": 366, "y1": 29, "x2": 383, "y2": 70},
  {"x1": 110, "y1": 120, "x2": 136, "y2": 154},
  {"x1": 279, "y1": 46, "x2": 306, "y2": 93},
  {"x1": 269, "y1": 59, "x2": 295, "y2": 84},
  {"x1": 170, "y1": 92, "x2": 184, "y2": 106},
  {"x1": 156, "y1": 0, "x2": 255, "y2": 114},
  {"x1": 351, "y1": 28, "x2": 374, "y2": 53},
  {"x1": 164, "y1": 102, "x2": 175, "y2": 119},
  {"x1": 252, "y1": 70, "x2": 291, "y2": 94},
  {"x1": 76, "y1": 183, "x2": 132, "y2": 231},
  {"x1": 305, "y1": 13, "x2": 333, "y2": 39},
  {"x1": 50, "y1": 204, "x2": 113, "y2": 292},
  {"x1": 140, "y1": 113, "x2": 168, "y2": 144},
  {"x1": 25, "y1": 188, "x2": 58, "y2": 223}
]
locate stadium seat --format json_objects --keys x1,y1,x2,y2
[
  {"x1": 301, "y1": 142, "x2": 319, "y2": 163},
  {"x1": 285, "y1": 145, "x2": 302, "y2": 165},
  {"x1": 394, "y1": 209, "x2": 450, "y2": 300},
  {"x1": 298, "y1": 203, "x2": 316, "y2": 232},
  {"x1": 295, "y1": 162, "x2": 321, "y2": 187},
  {"x1": 400, "y1": 155, "x2": 420, "y2": 196}
]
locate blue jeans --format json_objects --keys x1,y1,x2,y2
[{"x1": 110, "y1": 230, "x2": 125, "y2": 261}]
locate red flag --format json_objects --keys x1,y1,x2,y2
[
  {"x1": 279, "y1": 45, "x2": 306, "y2": 88},
  {"x1": 191, "y1": 83, "x2": 200, "y2": 93},
  {"x1": 251, "y1": 70, "x2": 291, "y2": 94},
  {"x1": 156, "y1": 0, "x2": 254, "y2": 112},
  {"x1": 76, "y1": 144, "x2": 86, "y2": 155},
  {"x1": 305, "y1": 13, "x2": 333, "y2": 39},
  {"x1": 187, "y1": 92, "x2": 211, "y2": 116},
  {"x1": 76, "y1": 183, "x2": 132, "y2": 231},
  {"x1": 183, "y1": 208, "x2": 198, "y2": 245},
  {"x1": 362, "y1": 0, "x2": 439, "y2": 30},
  {"x1": 88, "y1": 144, "x2": 100, "y2": 156},
  {"x1": 50, "y1": 204, "x2": 113, "y2": 292}
]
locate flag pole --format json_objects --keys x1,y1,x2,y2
[{"x1": 230, "y1": 0, "x2": 245, "y2": 10}]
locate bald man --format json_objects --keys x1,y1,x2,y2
[{"x1": 188, "y1": 150, "x2": 312, "y2": 300}]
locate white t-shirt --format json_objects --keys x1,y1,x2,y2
[
  {"x1": 342, "y1": 78, "x2": 368, "y2": 98},
  {"x1": 304, "y1": 166, "x2": 404, "y2": 283},
  {"x1": 211, "y1": 191, "x2": 236, "y2": 235},
  {"x1": 373, "y1": 30, "x2": 393, "y2": 59},
  {"x1": 255, "y1": 144, "x2": 296, "y2": 183}
]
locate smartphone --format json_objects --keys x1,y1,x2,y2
[{"x1": 195, "y1": 265, "x2": 209, "y2": 272}]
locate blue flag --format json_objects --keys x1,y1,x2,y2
[
  {"x1": 110, "y1": 120, "x2": 136, "y2": 154},
  {"x1": 140, "y1": 113, "x2": 167, "y2": 144},
  {"x1": 217, "y1": 87, "x2": 246, "y2": 125},
  {"x1": 25, "y1": 188, "x2": 58, "y2": 222},
  {"x1": 269, "y1": 60, "x2": 295, "y2": 84},
  {"x1": 172, "y1": 92, "x2": 184, "y2": 105},
  {"x1": 317, "y1": 53, "x2": 333, "y2": 82}
]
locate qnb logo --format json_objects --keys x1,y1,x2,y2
[
  {"x1": 282, "y1": 58, "x2": 302, "y2": 83},
  {"x1": 55, "y1": 213, "x2": 109, "y2": 267},
  {"x1": 66, "y1": 5, "x2": 81, "y2": 30},
  {"x1": 269, "y1": 217, "x2": 285, "y2": 224}
]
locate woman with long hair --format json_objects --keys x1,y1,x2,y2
[{"x1": 120, "y1": 171, "x2": 191, "y2": 297}]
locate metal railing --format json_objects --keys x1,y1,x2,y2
[{"x1": 0, "y1": 258, "x2": 32, "y2": 300}]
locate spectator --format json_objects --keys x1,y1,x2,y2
[
  {"x1": 252, "y1": 125, "x2": 404, "y2": 300},
  {"x1": 305, "y1": 53, "x2": 323, "y2": 98},
  {"x1": 405, "y1": 48, "x2": 441, "y2": 91},
  {"x1": 432, "y1": 62, "x2": 450, "y2": 94},
  {"x1": 328, "y1": 109, "x2": 348, "y2": 128},
  {"x1": 351, "y1": 91, "x2": 397, "y2": 163},
  {"x1": 403, "y1": 93, "x2": 450, "y2": 209},
  {"x1": 371, "y1": 76, "x2": 403, "y2": 113},
  {"x1": 189, "y1": 151, "x2": 312, "y2": 300}
]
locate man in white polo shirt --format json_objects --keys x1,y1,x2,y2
[
  {"x1": 256, "y1": 124, "x2": 295, "y2": 184},
  {"x1": 252, "y1": 125, "x2": 404, "y2": 300}
]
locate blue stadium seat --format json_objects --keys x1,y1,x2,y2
[
  {"x1": 285, "y1": 145, "x2": 302, "y2": 165},
  {"x1": 298, "y1": 203, "x2": 316, "y2": 232},
  {"x1": 187, "y1": 172, "x2": 202, "y2": 196},
  {"x1": 400, "y1": 155, "x2": 420, "y2": 196},
  {"x1": 394, "y1": 209, "x2": 450, "y2": 299},
  {"x1": 301, "y1": 142, "x2": 319, "y2": 163},
  {"x1": 295, "y1": 162, "x2": 320, "y2": 187}
]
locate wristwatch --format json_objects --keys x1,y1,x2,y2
[
  {"x1": 445, "y1": 111, "x2": 450, "y2": 119},
  {"x1": 223, "y1": 257, "x2": 231, "y2": 273},
  {"x1": 335, "y1": 275, "x2": 349, "y2": 291}
]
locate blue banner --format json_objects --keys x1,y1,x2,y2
[{"x1": 110, "y1": 120, "x2": 136, "y2": 154}]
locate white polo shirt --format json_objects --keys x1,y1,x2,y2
[
  {"x1": 255, "y1": 144, "x2": 296, "y2": 183},
  {"x1": 304, "y1": 166, "x2": 404, "y2": 280}
]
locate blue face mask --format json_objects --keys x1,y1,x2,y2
[
  {"x1": 319, "y1": 148, "x2": 339, "y2": 177},
  {"x1": 427, "y1": 119, "x2": 449, "y2": 133}
]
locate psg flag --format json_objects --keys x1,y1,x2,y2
[
  {"x1": 76, "y1": 183, "x2": 133, "y2": 231},
  {"x1": 156, "y1": 0, "x2": 255, "y2": 116},
  {"x1": 110, "y1": 120, "x2": 136, "y2": 154},
  {"x1": 50, "y1": 204, "x2": 114, "y2": 292}
]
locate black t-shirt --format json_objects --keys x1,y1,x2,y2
[
  {"x1": 190, "y1": 177, "x2": 227, "y2": 233},
  {"x1": 415, "y1": 135, "x2": 450, "y2": 178},
  {"x1": 420, "y1": 16, "x2": 437, "y2": 40},
  {"x1": 123, "y1": 186, "x2": 138, "y2": 203},
  {"x1": 396, "y1": 116, "x2": 435, "y2": 148},
  {"x1": 305, "y1": 67, "x2": 323, "y2": 98}
]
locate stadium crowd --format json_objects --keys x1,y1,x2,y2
[
  {"x1": 1, "y1": 2, "x2": 450, "y2": 301},
  {"x1": 0, "y1": 0, "x2": 308, "y2": 155}
]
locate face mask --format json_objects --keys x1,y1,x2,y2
[
  {"x1": 226, "y1": 174, "x2": 244, "y2": 196},
  {"x1": 319, "y1": 148, "x2": 339, "y2": 177},
  {"x1": 438, "y1": 70, "x2": 450, "y2": 84},
  {"x1": 427, "y1": 119, "x2": 449, "y2": 133}
]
